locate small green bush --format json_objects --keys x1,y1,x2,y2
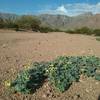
[
  {"x1": 66, "y1": 29, "x2": 75, "y2": 34},
  {"x1": 75, "y1": 27, "x2": 93, "y2": 35},
  {"x1": 0, "y1": 18, "x2": 5, "y2": 28},
  {"x1": 48, "y1": 56, "x2": 100, "y2": 92},
  {"x1": 94, "y1": 29, "x2": 100, "y2": 36},
  {"x1": 66, "y1": 27, "x2": 99, "y2": 35},
  {"x1": 96, "y1": 37, "x2": 100, "y2": 41},
  {"x1": 39, "y1": 26, "x2": 54, "y2": 33},
  {"x1": 95, "y1": 74, "x2": 100, "y2": 81},
  {"x1": 11, "y1": 62, "x2": 49, "y2": 94},
  {"x1": 79, "y1": 56, "x2": 100, "y2": 72},
  {"x1": 53, "y1": 28, "x2": 62, "y2": 32},
  {"x1": 47, "y1": 56, "x2": 80, "y2": 92}
]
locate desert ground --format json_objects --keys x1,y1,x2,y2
[{"x1": 0, "y1": 30, "x2": 100, "y2": 100}]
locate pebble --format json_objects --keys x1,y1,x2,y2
[
  {"x1": 2, "y1": 44, "x2": 7, "y2": 48},
  {"x1": 95, "y1": 82, "x2": 99, "y2": 85},
  {"x1": 85, "y1": 89, "x2": 89, "y2": 93},
  {"x1": 88, "y1": 49, "x2": 94, "y2": 55},
  {"x1": 74, "y1": 93, "x2": 81, "y2": 100},
  {"x1": 42, "y1": 94, "x2": 47, "y2": 98}
]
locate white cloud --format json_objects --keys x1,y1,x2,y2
[
  {"x1": 38, "y1": 3, "x2": 100, "y2": 16},
  {"x1": 56, "y1": 5, "x2": 68, "y2": 14},
  {"x1": 38, "y1": 5, "x2": 68, "y2": 15}
]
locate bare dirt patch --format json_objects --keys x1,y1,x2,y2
[{"x1": 0, "y1": 30, "x2": 100, "y2": 100}]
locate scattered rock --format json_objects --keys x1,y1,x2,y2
[
  {"x1": 95, "y1": 82, "x2": 99, "y2": 85},
  {"x1": 79, "y1": 75, "x2": 84, "y2": 82},
  {"x1": 74, "y1": 94, "x2": 81, "y2": 100},
  {"x1": 16, "y1": 59, "x2": 19, "y2": 63},
  {"x1": 85, "y1": 89, "x2": 89, "y2": 93},
  {"x1": 88, "y1": 49, "x2": 94, "y2": 55},
  {"x1": 39, "y1": 54, "x2": 42, "y2": 56},
  {"x1": 38, "y1": 42, "x2": 41, "y2": 45},
  {"x1": 5, "y1": 56, "x2": 10, "y2": 61},
  {"x1": 42, "y1": 94, "x2": 47, "y2": 98},
  {"x1": 76, "y1": 94, "x2": 81, "y2": 98},
  {"x1": 44, "y1": 82, "x2": 49, "y2": 88},
  {"x1": 2, "y1": 44, "x2": 7, "y2": 48}
]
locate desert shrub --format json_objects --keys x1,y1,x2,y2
[
  {"x1": 66, "y1": 27, "x2": 94, "y2": 35},
  {"x1": 11, "y1": 62, "x2": 49, "y2": 94},
  {"x1": 14, "y1": 24, "x2": 19, "y2": 31},
  {"x1": 66, "y1": 29, "x2": 75, "y2": 34},
  {"x1": 4, "y1": 18, "x2": 15, "y2": 28},
  {"x1": 66, "y1": 27, "x2": 100, "y2": 36},
  {"x1": 48, "y1": 56, "x2": 100, "y2": 92},
  {"x1": 15, "y1": 15, "x2": 41, "y2": 31},
  {"x1": 0, "y1": 17, "x2": 20, "y2": 30},
  {"x1": 0, "y1": 17, "x2": 18, "y2": 29},
  {"x1": 77, "y1": 56, "x2": 100, "y2": 77},
  {"x1": 39, "y1": 26, "x2": 54, "y2": 33},
  {"x1": 53, "y1": 28, "x2": 62, "y2": 32},
  {"x1": 74, "y1": 27, "x2": 93, "y2": 35},
  {"x1": 94, "y1": 29, "x2": 100, "y2": 36},
  {"x1": 47, "y1": 56, "x2": 80, "y2": 92},
  {"x1": 0, "y1": 18, "x2": 5, "y2": 28},
  {"x1": 81, "y1": 64, "x2": 97, "y2": 77},
  {"x1": 96, "y1": 37, "x2": 100, "y2": 41},
  {"x1": 31, "y1": 22, "x2": 40, "y2": 32},
  {"x1": 39, "y1": 27, "x2": 63, "y2": 33},
  {"x1": 0, "y1": 15, "x2": 41, "y2": 31},
  {"x1": 31, "y1": 19, "x2": 41, "y2": 32},
  {"x1": 95, "y1": 73, "x2": 100, "y2": 81}
]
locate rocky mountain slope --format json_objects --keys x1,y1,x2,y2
[{"x1": 0, "y1": 12, "x2": 100, "y2": 30}]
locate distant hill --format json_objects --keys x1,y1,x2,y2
[
  {"x1": 38, "y1": 14, "x2": 71, "y2": 29},
  {"x1": 38, "y1": 13, "x2": 100, "y2": 30},
  {"x1": 0, "y1": 12, "x2": 100, "y2": 30}
]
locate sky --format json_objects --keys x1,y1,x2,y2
[{"x1": 0, "y1": 0, "x2": 100, "y2": 16}]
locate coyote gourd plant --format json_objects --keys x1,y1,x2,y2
[
  {"x1": 11, "y1": 56, "x2": 100, "y2": 94},
  {"x1": 47, "y1": 56, "x2": 80, "y2": 92},
  {"x1": 78, "y1": 56, "x2": 100, "y2": 77},
  {"x1": 11, "y1": 62, "x2": 49, "y2": 94},
  {"x1": 47, "y1": 56, "x2": 100, "y2": 92}
]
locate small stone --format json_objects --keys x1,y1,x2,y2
[
  {"x1": 46, "y1": 93, "x2": 50, "y2": 97},
  {"x1": 39, "y1": 54, "x2": 42, "y2": 56},
  {"x1": 76, "y1": 94, "x2": 80, "y2": 98},
  {"x1": 38, "y1": 42, "x2": 41, "y2": 45},
  {"x1": 2, "y1": 44, "x2": 7, "y2": 48},
  {"x1": 79, "y1": 79, "x2": 83, "y2": 82},
  {"x1": 42, "y1": 94, "x2": 47, "y2": 98},
  {"x1": 52, "y1": 94, "x2": 56, "y2": 98},
  {"x1": 74, "y1": 94, "x2": 81, "y2": 100},
  {"x1": 86, "y1": 89, "x2": 89, "y2": 93},
  {"x1": 16, "y1": 59, "x2": 19, "y2": 62},
  {"x1": 88, "y1": 49, "x2": 94, "y2": 55},
  {"x1": 74, "y1": 95, "x2": 78, "y2": 100},
  {"x1": 95, "y1": 82, "x2": 99, "y2": 85}
]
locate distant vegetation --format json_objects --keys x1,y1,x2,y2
[
  {"x1": 96, "y1": 37, "x2": 100, "y2": 41},
  {"x1": 0, "y1": 15, "x2": 62, "y2": 33},
  {"x1": 66, "y1": 27, "x2": 100, "y2": 36},
  {"x1": 0, "y1": 15, "x2": 41, "y2": 31},
  {"x1": 0, "y1": 15, "x2": 100, "y2": 35}
]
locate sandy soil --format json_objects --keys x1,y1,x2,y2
[{"x1": 0, "y1": 30, "x2": 100, "y2": 100}]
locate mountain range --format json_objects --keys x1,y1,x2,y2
[{"x1": 0, "y1": 12, "x2": 100, "y2": 30}]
